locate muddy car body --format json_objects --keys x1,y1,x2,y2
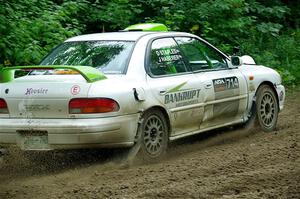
[{"x1": 0, "y1": 24, "x2": 285, "y2": 159}]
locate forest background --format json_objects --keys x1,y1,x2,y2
[{"x1": 1, "y1": 0, "x2": 299, "y2": 85}]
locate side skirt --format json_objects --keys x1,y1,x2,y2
[{"x1": 169, "y1": 119, "x2": 244, "y2": 141}]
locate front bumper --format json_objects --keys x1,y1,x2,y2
[{"x1": 0, "y1": 114, "x2": 139, "y2": 150}]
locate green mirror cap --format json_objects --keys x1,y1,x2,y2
[
  {"x1": 124, "y1": 23, "x2": 168, "y2": 32},
  {"x1": 0, "y1": 65, "x2": 107, "y2": 83}
]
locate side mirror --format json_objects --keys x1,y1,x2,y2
[{"x1": 230, "y1": 56, "x2": 242, "y2": 67}]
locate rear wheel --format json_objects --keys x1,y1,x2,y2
[
  {"x1": 255, "y1": 85, "x2": 279, "y2": 132},
  {"x1": 127, "y1": 109, "x2": 169, "y2": 163},
  {"x1": 119, "y1": 109, "x2": 169, "y2": 165}
]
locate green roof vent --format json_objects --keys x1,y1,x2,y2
[{"x1": 124, "y1": 23, "x2": 168, "y2": 32}]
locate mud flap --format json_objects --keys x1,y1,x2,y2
[
  {"x1": 243, "y1": 101, "x2": 257, "y2": 131},
  {"x1": 117, "y1": 117, "x2": 144, "y2": 167},
  {"x1": 126, "y1": 128, "x2": 142, "y2": 161}
]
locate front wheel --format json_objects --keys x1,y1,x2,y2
[{"x1": 255, "y1": 85, "x2": 279, "y2": 132}]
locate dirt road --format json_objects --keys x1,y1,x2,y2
[{"x1": 0, "y1": 89, "x2": 299, "y2": 199}]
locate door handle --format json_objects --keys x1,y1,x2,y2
[{"x1": 205, "y1": 83, "x2": 212, "y2": 89}]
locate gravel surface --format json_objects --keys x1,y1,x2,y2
[{"x1": 0, "y1": 89, "x2": 299, "y2": 199}]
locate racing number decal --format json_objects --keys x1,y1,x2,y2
[
  {"x1": 212, "y1": 76, "x2": 240, "y2": 119},
  {"x1": 213, "y1": 77, "x2": 239, "y2": 92}
]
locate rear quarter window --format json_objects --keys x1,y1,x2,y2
[{"x1": 148, "y1": 38, "x2": 188, "y2": 76}]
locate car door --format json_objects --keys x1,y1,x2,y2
[
  {"x1": 145, "y1": 37, "x2": 204, "y2": 136},
  {"x1": 175, "y1": 37, "x2": 248, "y2": 129}
]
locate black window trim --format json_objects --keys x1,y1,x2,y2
[{"x1": 174, "y1": 36, "x2": 230, "y2": 73}]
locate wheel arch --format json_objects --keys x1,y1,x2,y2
[
  {"x1": 142, "y1": 106, "x2": 172, "y2": 135},
  {"x1": 249, "y1": 80, "x2": 280, "y2": 131},
  {"x1": 254, "y1": 81, "x2": 279, "y2": 108}
]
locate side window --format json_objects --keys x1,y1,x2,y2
[
  {"x1": 175, "y1": 37, "x2": 227, "y2": 71},
  {"x1": 149, "y1": 38, "x2": 188, "y2": 76}
]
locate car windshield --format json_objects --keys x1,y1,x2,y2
[{"x1": 40, "y1": 41, "x2": 134, "y2": 74}]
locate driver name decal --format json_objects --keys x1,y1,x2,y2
[{"x1": 155, "y1": 48, "x2": 183, "y2": 64}]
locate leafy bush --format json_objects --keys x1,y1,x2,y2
[
  {"x1": 0, "y1": 0, "x2": 299, "y2": 85},
  {"x1": 0, "y1": 0, "x2": 82, "y2": 66},
  {"x1": 240, "y1": 29, "x2": 300, "y2": 86}
]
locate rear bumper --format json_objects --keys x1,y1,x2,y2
[{"x1": 0, "y1": 114, "x2": 139, "y2": 150}]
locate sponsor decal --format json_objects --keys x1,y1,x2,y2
[
  {"x1": 249, "y1": 82, "x2": 255, "y2": 92},
  {"x1": 165, "y1": 89, "x2": 201, "y2": 104},
  {"x1": 165, "y1": 82, "x2": 187, "y2": 93},
  {"x1": 213, "y1": 77, "x2": 239, "y2": 92},
  {"x1": 279, "y1": 91, "x2": 284, "y2": 101},
  {"x1": 71, "y1": 85, "x2": 80, "y2": 95},
  {"x1": 163, "y1": 82, "x2": 201, "y2": 107},
  {"x1": 24, "y1": 104, "x2": 50, "y2": 111},
  {"x1": 25, "y1": 88, "x2": 48, "y2": 96}
]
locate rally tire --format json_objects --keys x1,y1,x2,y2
[
  {"x1": 138, "y1": 109, "x2": 169, "y2": 162},
  {"x1": 255, "y1": 85, "x2": 279, "y2": 132}
]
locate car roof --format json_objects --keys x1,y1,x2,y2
[
  {"x1": 66, "y1": 31, "x2": 156, "y2": 42},
  {"x1": 65, "y1": 31, "x2": 194, "y2": 42},
  {"x1": 64, "y1": 31, "x2": 229, "y2": 59}
]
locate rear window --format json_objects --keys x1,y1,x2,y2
[{"x1": 40, "y1": 41, "x2": 134, "y2": 74}]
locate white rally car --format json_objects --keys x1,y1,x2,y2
[{"x1": 0, "y1": 23, "x2": 285, "y2": 160}]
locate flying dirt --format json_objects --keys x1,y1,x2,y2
[{"x1": 0, "y1": 89, "x2": 299, "y2": 199}]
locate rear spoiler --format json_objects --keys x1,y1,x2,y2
[{"x1": 0, "y1": 65, "x2": 107, "y2": 83}]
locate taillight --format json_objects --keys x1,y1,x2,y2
[
  {"x1": 0, "y1": 99, "x2": 9, "y2": 114},
  {"x1": 69, "y1": 98, "x2": 119, "y2": 114}
]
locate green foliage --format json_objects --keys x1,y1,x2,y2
[
  {"x1": 0, "y1": 0, "x2": 299, "y2": 85},
  {"x1": 0, "y1": 0, "x2": 81, "y2": 66},
  {"x1": 240, "y1": 29, "x2": 300, "y2": 85},
  {"x1": 77, "y1": 0, "x2": 142, "y2": 32}
]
